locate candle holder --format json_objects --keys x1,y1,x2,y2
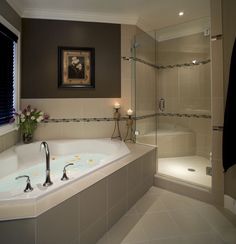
[
  {"x1": 124, "y1": 115, "x2": 135, "y2": 143},
  {"x1": 111, "y1": 108, "x2": 122, "y2": 140}
]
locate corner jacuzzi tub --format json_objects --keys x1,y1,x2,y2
[{"x1": 0, "y1": 139, "x2": 130, "y2": 202}]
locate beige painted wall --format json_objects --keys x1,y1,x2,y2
[{"x1": 222, "y1": 0, "x2": 236, "y2": 199}]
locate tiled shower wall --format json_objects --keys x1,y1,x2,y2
[
  {"x1": 21, "y1": 25, "x2": 137, "y2": 141},
  {"x1": 157, "y1": 32, "x2": 212, "y2": 159}
]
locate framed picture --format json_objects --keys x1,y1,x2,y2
[{"x1": 58, "y1": 47, "x2": 95, "y2": 88}]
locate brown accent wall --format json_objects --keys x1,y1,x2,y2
[{"x1": 21, "y1": 19, "x2": 121, "y2": 98}]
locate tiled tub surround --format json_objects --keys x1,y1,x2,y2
[{"x1": 0, "y1": 143, "x2": 156, "y2": 244}]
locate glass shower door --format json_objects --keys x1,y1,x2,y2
[
  {"x1": 134, "y1": 30, "x2": 157, "y2": 147},
  {"x1": 156, "y1": 18, "x2": 212, "y2": 189}
]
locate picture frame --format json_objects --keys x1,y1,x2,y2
[{"x1": 58, "y1": 47, "x2": 95, "y2": 88}]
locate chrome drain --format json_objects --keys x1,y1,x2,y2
[{"x1": 188, "y1": 168, "x2": 196, "y2": 172}]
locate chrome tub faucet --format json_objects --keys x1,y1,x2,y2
[{"x1": 40, "y1": 141, "x2": 53, "y2": 187}]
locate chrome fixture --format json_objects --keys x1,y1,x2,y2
[
  {"x1": 61, "y1": 163, "x2": 74, "y2": 181},
  {"x1": 159, "y1": 98, "x2": 165, "y2": 112},
  {"x1": 15, "y1": 175, "x2": 33, "y2": 192},
  {"x1": 206, "y1": 166, "x2": 212, "y2": 176},
  {"x1": 40, "y1": 141, "x2": 53, "y2": 187}
]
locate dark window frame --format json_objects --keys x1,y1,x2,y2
[{"x1": 0, "y1": 17, "x2": 20, "y2": 134}]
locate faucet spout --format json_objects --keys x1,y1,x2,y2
[{"x1": 40, "y1": 141, "x2": 53, "y2": 187}]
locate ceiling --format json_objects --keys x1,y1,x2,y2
[{"x1": 7, "y1": 0, "x2": 210, "y2": 31}]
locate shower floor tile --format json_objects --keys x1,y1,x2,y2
[{"x1": 158, "y1": 156, "x2": 211, "y2": 188}]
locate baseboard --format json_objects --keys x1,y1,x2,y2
[{"x1": 224, "y1": 195, "x2": 236, "y2": 215}]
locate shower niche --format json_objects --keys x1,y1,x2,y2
[{"x1": 134, "y1": 17, "x2": 212, "y2": 189}]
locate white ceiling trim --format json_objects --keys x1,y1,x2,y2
[
  {"x1": 6, "y1": 0, "x2": 23, "y2": 16},
  {"x1": 136, "y1": 17, "x2": 156, "y2": 34},
  {"x1": 15, "y1": 7, "x2": 138, "y2": 25}
]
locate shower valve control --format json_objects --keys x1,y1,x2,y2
[{"x1": 159, "y1": 98, "x2": 165, "y2": 112}]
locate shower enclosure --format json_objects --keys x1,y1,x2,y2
[{"x1": 134, "y1": 18, "x2": 212, "y2": 189}]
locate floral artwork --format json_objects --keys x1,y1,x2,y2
[{"x1": 58, "y1": 47, "x2": 95, "y2": 88}]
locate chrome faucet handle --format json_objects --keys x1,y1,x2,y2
[
  {"x1": 61, "y1": 163, "x2": 74, "y2": 181},
  {"x1": 15, "y1": 175, "x2": 34, "y2": 193}
]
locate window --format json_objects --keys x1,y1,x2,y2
[{"x1": 0, "y1": 16, "x2": 20, "y2": 135}]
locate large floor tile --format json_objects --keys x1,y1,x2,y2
[
  {"x1": 145, "y1": 186, "x2": 169, "y2": 196},
  {"x1": 182, "y1": 231, "x2": 226, "y2": 244},
  {"x1": 216, "y1": 226, "x2": 236, "y2": 243},
  {"x1": 169, "y1": 209, "x2": 213, "y2": 234},
  {"x1": 158, "y1": 191, "x2": 194, "y2": 212},
  {"x1": 97, "y1": 187, "x2": 234, "y2": 244},
  {"x1": 134, "y1": 193, "x2": 167, "y2": 214},
  {"x1": 149, "y1": 237, "x2": 184, "y2": 244},
  {"x1": 194, "y1": 204, "x2": 236, "y2": 233},
  {"x1": 107, "y1": 214, "x2": 147, "y2": 244},
  {"x1": 140, "y1": 212, "x2": 181, "y2": 240}
]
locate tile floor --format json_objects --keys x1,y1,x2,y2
[
  {"x1": 97, "y1": 187, "x2": 236, "y2": 244},
  {"x1": 158, "y1": 156, "x2": 211, "y2": 188}
]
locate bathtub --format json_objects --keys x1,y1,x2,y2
[
  {"x1": 0, "y1": 139, "x2": 130, "y2": 202},
  {"x1": 137, "y1": 125, "x2": 195, "y2": 157}
]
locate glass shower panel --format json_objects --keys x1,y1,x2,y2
[
  {"x1": 156, "y1": 18, "x2": 212, "y2": 189},
  {"x1": 134, "y1": 30, "x2": 157, "y2": 146}
]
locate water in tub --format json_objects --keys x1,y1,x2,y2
[{"x1": 0, "y1": 151, "x2": 106, "y2": 199}]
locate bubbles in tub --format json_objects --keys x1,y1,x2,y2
[
  {"x1": 88, "y1": 159, "x2": 94, "y2": 164},
  {"x1": 32, "y1": 171, "x2": 39, "y2": 177}
]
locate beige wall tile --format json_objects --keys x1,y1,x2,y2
[
  {"x1": 80, "y1": 179, "x2": 107, "y2": 233},
  {"x1": 211, "y1": 39, "x2": 224, "y2": 98},
  {"x1": 212, "y1": 97, "x2": 224, "y2": 126},
  {"x1": 212, "y1": 159, "x2": 224, "y2": 205},
  {"x1": 0, "y1": 130, "x2": 19, "y2": 153},
  {"x1": 107, "y1": 167, "x2": 127, "y2": 210},
  {"x1": 212, "y1": 130, "x2": 222, "y2": 161},
  {"x1": 210, "y1": 0, "x2": 223, "y2": 36}
]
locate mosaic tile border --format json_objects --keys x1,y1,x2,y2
[
  {"x1": 158, "y1": 112, "x2": 211, "y2": 119},
  {"x1": 42, "y1": 112, "x2": 211, "y2": 124},
  {"x1": 135, "y1": 113, "x2": 211, "y2": 120},
  {"x1": 121, "y1": 56, "x2": 211, "y2": 70},
  {"x1": 43, "y1": 117, "x2": 128, "y2": 123},
  {"x1": 212, "y1": 125, "x2": 224, "y2": 131}
]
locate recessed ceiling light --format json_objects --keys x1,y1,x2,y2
[{"x1": 178, "y1": 11, "x2": 184, "y2": 16}]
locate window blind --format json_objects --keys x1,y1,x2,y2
[{"x1": 0, "y1": 23, "x2": 18, "y2": 125}]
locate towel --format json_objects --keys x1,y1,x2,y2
[{"x1": 223, "y1": 38, "x2": 236, "y2": 172}]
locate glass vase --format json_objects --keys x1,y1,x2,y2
[{"x1": 22, "y1": 132, "x2": 33, "y2": 144}]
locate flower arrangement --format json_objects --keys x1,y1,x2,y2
[{"x1": 14, "y1": 105, "x2": 49, "y2": 143}]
